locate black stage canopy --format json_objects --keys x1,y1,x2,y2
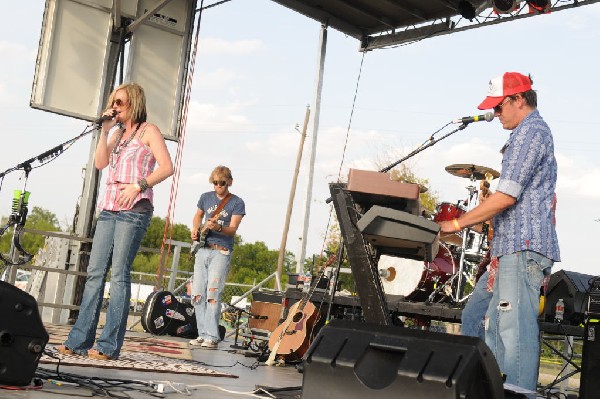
[{"x1": 270, "y1": 0, "x2": 600, "y2": 51}]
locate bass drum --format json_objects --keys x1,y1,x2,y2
[{"x1": 378, "y1": 245, "x2": 457, "y2": 302}]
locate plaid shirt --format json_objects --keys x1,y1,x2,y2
[
  {"x1": 98, "y1": 138, "x2": 155, "y2": 211},
  {"x1": 491, "y1": 109, "x2": 560, "y2": 262}
]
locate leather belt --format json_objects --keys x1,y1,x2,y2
[{"x1": 206, "y1": 243, "x2": 228, "y2": 251}]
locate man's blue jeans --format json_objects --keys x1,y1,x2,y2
[
  {"x1": 65, "y1": 210, "x2": 151, "y2": 358},
  {"x1": 191, "y1": 247, "x2": 231, "y2": 342},
  {"x1": 485, "y1": 251, "x2": 552, "y2": 391},
  {"x1": 461, "y1": 271, "x2": 492, "y2": 339}
]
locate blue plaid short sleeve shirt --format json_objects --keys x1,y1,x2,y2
[{"x1": 491, "y1": 109, "x2": 560, "y2": 262}]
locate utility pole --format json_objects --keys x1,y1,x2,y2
[{"x1": 276, "y1": 106, "x2": 310, "y2": 289}]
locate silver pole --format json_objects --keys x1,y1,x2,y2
[{"x1": 297, "y1": 23, "x2": 327, "y2": 272}]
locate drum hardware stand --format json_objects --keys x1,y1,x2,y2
[{"x1": 453, "y1": 174, "x2": 482, "y2": 303}]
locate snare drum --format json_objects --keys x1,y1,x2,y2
[
  {"x1": 378, "y1": 245, "x2": 458, "y2": 302},
  {"x1": 463, "y1": 229, "x2": 487, "y2": 263},
  {"x1": 434, "y1": 202, "x2": 465, "y2": 246}
]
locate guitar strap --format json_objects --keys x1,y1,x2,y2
[{"x1": 210, "y1": 193, "x2": 232, "y2": 219}]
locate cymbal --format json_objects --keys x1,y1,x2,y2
[{"x1": 445, "y1": 164, "x2": 500, "y2": 180}]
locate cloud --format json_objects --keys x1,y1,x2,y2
[
  {"x1": 184, "y1": 100, "x2": 255, "y2": 133},
  {"x1": 199, "y1": 37, "x2": 263, "y2": 55},
  {"x1": 195, "y1": 68, "x2": 243, "y2": 89}
]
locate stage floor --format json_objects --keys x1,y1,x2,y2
[
  {"x1": 1, "y1": 325, "x2": 302, "y2": 399},
  {"x1": 0, "y1": 323, "x2": 581, "y2": 399}
]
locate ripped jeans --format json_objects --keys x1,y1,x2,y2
[
  {"x1": 485, "y1": 251, "x2": 553, "y2": 391},
  {"x1": 191, "y1": 247, "x2": 231, "y2": 342}
]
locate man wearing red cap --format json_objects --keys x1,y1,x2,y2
[{"x1": 438, "y1": 72, "x2": 560, "y2": 391}]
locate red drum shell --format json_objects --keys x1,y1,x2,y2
[
  {"x1": 434, "y1": 203, "x2": 465, "y2": 246},
  {"x1": 433, "y1": 202, "x2": 464, "y2": 223}
]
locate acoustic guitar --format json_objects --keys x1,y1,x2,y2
[{"x1": 265, "y1": 254, "x2": 337, "y2": 365}]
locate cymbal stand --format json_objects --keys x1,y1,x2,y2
[{"x1": 453, "y1": 174, "x2": 480, "y2": 303}]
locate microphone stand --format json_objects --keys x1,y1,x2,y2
[
  {"x1": 0, "y1": 123, "x2": 99, "y2": 271},
  {"x1": 324, "y1": 244, "x2": 346, "y2": 323},
  {"x1": 380, "y1": 122, "x2": 470, "y2": 173},
  {"x1": 0, "y1": 123, "x2": 98, "y2": 179}
]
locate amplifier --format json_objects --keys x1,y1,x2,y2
[
  {"x1": 587, "y1": 279, "x2": 600, "y2": 316},
  {"x1": 542, "y1": 270, "x2": 594, "y2": 326}
]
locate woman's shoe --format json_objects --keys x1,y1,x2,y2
[{"x1": 88, "y1": 349, "x2": 113, "y2": 360}]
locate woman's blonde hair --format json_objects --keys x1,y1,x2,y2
[{"x1": 107, "y1": 82, "x2": 147, "y2": 124}]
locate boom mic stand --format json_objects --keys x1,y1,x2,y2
[
  {"x1": 0, "y1": 123, "x2": 98, "y2": 276},
  {"x1": 380, "y1": 122, "x2": 470, "y2": 173},
  {"x1": 222, "y1": 302, "x2": 267, "y2": 350}
]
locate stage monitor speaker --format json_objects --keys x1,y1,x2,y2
[
  {"x1": 302, "y1": 319, "x2": 504, "y2": 399},
  {"x1": 0, "y1": 280, "x2": 49, "y2": 386},
  {"x1": 580, "y1": 319, "x2": 600, "y2": 399},
  {"x1": 542, "y1": 270, "x2": 594, "y2": 326}
]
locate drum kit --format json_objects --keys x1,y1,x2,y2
[{"x1": 378, "y1": 163, "x2": 500, "y2": 304}]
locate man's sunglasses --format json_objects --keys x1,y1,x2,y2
[{"x1": 212, "y1": 180, "x2": 227, "y2": 187}]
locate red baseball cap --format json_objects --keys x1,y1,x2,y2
[{"x1": 478, "y1": 72, "x2": 532, "y2": 110}]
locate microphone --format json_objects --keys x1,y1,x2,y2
[
  {"x1": 452, "y1": 112, "x2": 494, "y2": 124},
  {"x1": 94, "y1": 110, "x2": 117, "y2": 124}
]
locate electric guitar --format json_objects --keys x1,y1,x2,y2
[
  {"x1": 479, "y1": 172, "x2": 494, "y2": 243},
  {"x1": 265, "y1": 254, "x2": 337, "y2": 365},
  {"x1": 474, "y1": 173, "x2": 494, "y2": 282},
  {"x1": 190, "y1": 210, "x2": 225, "y2": 258}
]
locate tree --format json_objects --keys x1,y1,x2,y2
[
  {"x1": 387, "y1": 163, "x2": 438, "y2": 216},
  {"x1": 133, "y1": 216, "x2": 194, "y2": 276},
  {"x1": 228, "y1": 240, "x2": 294, "y2": 286}
]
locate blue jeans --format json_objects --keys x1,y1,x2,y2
[
  {"x1": 191, "y1": 247, "x2": 231, "y2": 342},
  {"x1": 461, "y1": 271, "x2": 492, "y2": 340},
  {"x1": 485, "y1": 251, "x2": 552, "y2": 391},
  {"x1": 65, "y1": 210, "x2": 151, "y2": 358}
]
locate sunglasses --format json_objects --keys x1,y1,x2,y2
[
  {"x1": 212, "y1": 180, "x2": 227, "y2": 187},
  {"x1": 493, "y1": 96, "x2": 514, "y2": 114},
  {"x1": 112, "y1": 98, "x2": 127, "y2": 107}
]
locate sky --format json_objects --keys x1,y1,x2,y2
[{"x1": 1, "y1": 1, "x2": 599, "y2": 278}]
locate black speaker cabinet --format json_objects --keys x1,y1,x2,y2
[
  {"x1": 542, "y1": 270, "x2": 594, "y2": 326},
  {"x1": 302, "y1": 319, "x2": 504, "y2": 399},
  {"x1": 0, "y1": 280, "x2": 49, "y2": 386},
  {"x1": 580, "y1": 319, "x2": 600, "y2": 399}
]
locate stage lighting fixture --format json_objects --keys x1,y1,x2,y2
[
  {"x1": 493, "y1": 0, "x2": 519, "y2": 13},
  {"x1": 458, "y1": 1, "x2": 477, "y2": 20},
  {"x1": 527, "y1": 0, "x2": 551, "y2": 13}
]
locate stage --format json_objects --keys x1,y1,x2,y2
[{"x1": 0, "y1": 321, "x2": 583, "y2": 399}]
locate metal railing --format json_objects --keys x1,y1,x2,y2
[{"x1": 0, "y1": 230, "x2": 279, "y2": 330}]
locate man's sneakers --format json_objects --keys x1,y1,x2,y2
[
  {"x1": 200, "y1": 340, "x2": 218, "y2": 350},
  {"x1": 189, "y1": 337, "x2": 218, "y2": 349},
  {"x1": 189, "y1": 337, "x2": 204, "y2": 346}
]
